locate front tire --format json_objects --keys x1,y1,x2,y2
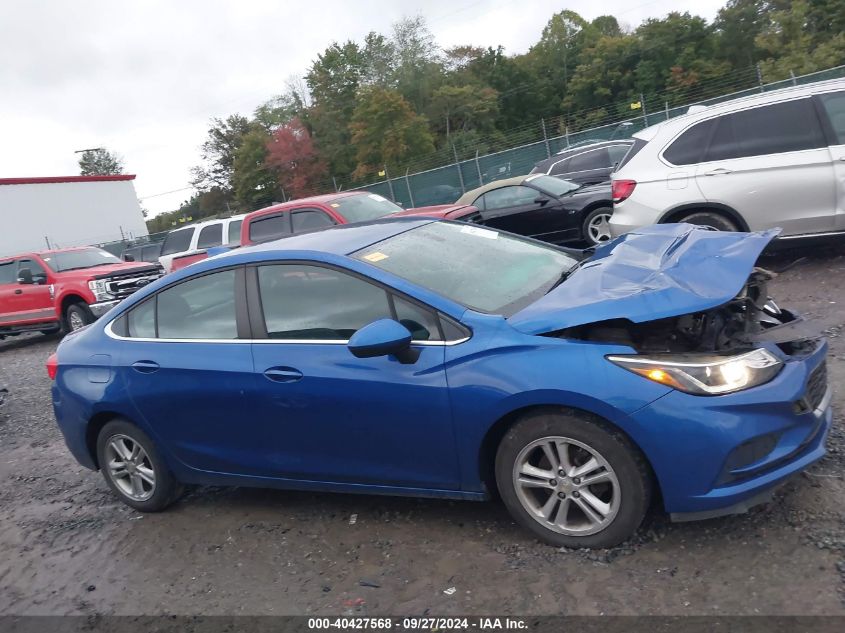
[
  {"x1": 96, "y1": 419, "x2": 182, "y2": 512},
  {"x1": 65, "y1": 303, "x2": 94, "y2": 332},
  {"x1": 495, "y1": 409, "x2": 651, "y2": 548},
  {"x1": 677, "y1": 210, "x2": 739, "y2": 232}
]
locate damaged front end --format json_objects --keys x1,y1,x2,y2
[{"x1": 558, "y1": 267, "x2": 818, "y2": 357}]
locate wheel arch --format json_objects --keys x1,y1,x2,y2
[
  {"x1": 658, "y1": 202, "x2": 749, "y2": 232},
  {"x1": 86, "y1": 411, "x2": 124, "y2": 469},
  {"x1": 477, "y1": 403, "x2": 662, "y2": 507},
  {"x1": 59, "y1": 293, "x2": 89, "y2": 315}
]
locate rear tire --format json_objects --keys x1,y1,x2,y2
[
  {"x1": 676, "y1": 210, "x2": 739, "y2": 232},
  {"x1": 495, "y1": 409, "x2": 651, "y2": 548},
  {"x1": 65, "y1": 303, "x2": 94, "y2": 332},
  {"x1": 96, "y1": 419, "x2": 183, "y2": 512},
  {"x1": 582, "y1": 207, "x2": 614, "y2": 245}
]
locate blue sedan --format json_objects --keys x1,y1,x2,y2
[{"x1": 49, "y1": 219, "x2": 831, "y2": 547}]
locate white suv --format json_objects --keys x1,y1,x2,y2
[
  {"x1": 610, "y1": 78, "x2": 845, "y2": 240},
  {"x1": 159, "y1": 215, "x2": 245, "y2": 273}
]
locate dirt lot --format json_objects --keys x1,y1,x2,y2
[{"x1": 1, "y1": 245, "x2": 844, "y2": 617}]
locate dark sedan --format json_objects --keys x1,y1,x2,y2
[{"x1": 453, "y1": 175, "x2": 614, "y2": 246}]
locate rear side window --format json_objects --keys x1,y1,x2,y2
[
  {"x1": 227, "y1": 220, "x2": 243, "y2": 244},
  {"x1": 567, "y1": 148, "x2": 610, "y2": 172},
  {"x1": 548, "y1": 158, "x2": 570, "y2": 175},
  {"x1": 197, "y1": 223, "x2": 223, "y2": 249},
  {"x1": 0, "y1": 261, "x2": 16, "y2": 284},
  {"x1": 617, "y1": 138, "x2": 647, "y2": 169},
  {"x1": 664, "y1": 119, "x2": 715, "y2": 165},
  {"x1": 705, "y1": 99, "x2": 826, "y2": 161},
  {"x1": 291, "y1": 209, "x2": 335, "y2": 233},
  {"x1": 249, "y1": 214, "x2": 291, "y2": 243},
  {"x1": 819, "y1": 91, "x2": 845, "y2": 144},
  {"x1": 608, "y1": 144, "x2": 631, "y2": 167},
  {"x1": 161, "y1": 228, "x2": 193, "y2": 256},
  {"x1": 122, "y1": 270, "x2": 238, "y2": 340}
]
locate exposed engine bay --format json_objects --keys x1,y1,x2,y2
[{"x1": 558, "y1": 268, "x2": 819, "y2": 355}]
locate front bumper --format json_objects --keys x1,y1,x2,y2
[
  {"x1": 629, "y1": 340, "x2": 831, "y2": 515},
  {"x1": 89, "y1": 299, "x2": 120, "y2": 318}
]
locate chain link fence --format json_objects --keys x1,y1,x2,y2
[{"x1": 349, "y1": 64, "x2": 845, "y2": 209}]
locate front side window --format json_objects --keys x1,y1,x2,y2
[
  {"x1": 330, "y1": 194, "x2": 402, "y2": 223},
  {"x1": 249, "y1": 214, "x2": 290, "y2": 243},
  {"x1": 819, "y1": 91, "x2": 845, "y2": 144},
  {"x1": 257, "y1": 265, "x2": 391, "y2": 340},
  {"x1": 122, "y1": 269, "x2": 238, "y2": 340},
  {"x1": 353, "y1": 222, "x2": 578, "y2": 316},
  {"x1": 291, "y1": 209, "x2": 336, "y2": 233},
  {"x1": 478, "y1": 186, "x2": 539, "y2": 211},
  {"x1": 41, "y1": 248, "x2": 121, "y2": 272},
  {"x1": 160, "y1": 228, "x2": 194, "y2": 256},
  {"x1": 197, "y1": 223, "x2": 223, "y2": 249}
]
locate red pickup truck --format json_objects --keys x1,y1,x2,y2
[{"x1": 0, "y1": 246, "x2": 163, "y2": 338}]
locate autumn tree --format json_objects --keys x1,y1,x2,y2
[
  {"x1": 78, "y1": 148, "x2": 124, "y2": 175},
  {"x1": 349, "y1": 87, "x2": 434, "y2": 179},
  {"x1": 265, "y1": 117, "x2": 328, "y2": 198}
]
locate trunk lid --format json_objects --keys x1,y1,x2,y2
[{"x1": 508, "y1": 223, "x2": 779, "y2": 335}]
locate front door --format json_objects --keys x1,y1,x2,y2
[{"x1": 247, "y1": 263, "x2": 459, "y2": 490}]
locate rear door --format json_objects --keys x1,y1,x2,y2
[
  {"x1": 11, "y1": 258, "x2": 53, "y2": 323},
  {"x1": 816, "y1": 90, "x2": 845, "y2": 230},
  {"x1": 693, "y1": 98, "x2": 835, "y2": 235},
  {"x1": 115, "y1": 267, "x2": 255, "y2": 474}
]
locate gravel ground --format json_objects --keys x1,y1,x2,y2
[{"x1": 1, "y1": 244, "x2": 844, "y2": 616}]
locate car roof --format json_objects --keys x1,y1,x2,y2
[
  {"x1": 246, "y1": 191, "x2": 367, "y2": 219},
  {"x1": 216, "y1": 216, "x2": 435, "y2": 262},
  {"x1": 455, "y1": 176, "x2": 530, "y2": 204},
  {"x1": 634, "y1": 76, "x2": 845, "y2": 141}
]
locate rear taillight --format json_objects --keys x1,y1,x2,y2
[
  {"x1": 612, "y1": 179, "x2": 637, "y2": 204},
  {"x1": 46, "y1": 353, "x2": 58, "y2": 380}
]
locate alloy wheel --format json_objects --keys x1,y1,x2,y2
[
  {"x1": 512, "y1": 435, "x2": 620, "y2": 536},
  {"x1": 587, "y1": 213, "x2": 613, "y2": 244},
  {"x1": 68, "y1": 312, "x2": 86, "y2": 331},
  {"x1": 104, "y1": 434, "x2": 156, "y2": 501}
]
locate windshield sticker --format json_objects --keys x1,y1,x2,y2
[
  {"x1": 363, "y1": 252, "x2": 389, "y2": 262},
  {"x1": 368, "y1": 194, "x2": 387, "y2": 202},
  {"x1": 461, "y1": 226, "x2": 498, "y2": 240}
]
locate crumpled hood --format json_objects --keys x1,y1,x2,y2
[{"x1": 509, "y1": 223, "x2": 780, "y2": 335}]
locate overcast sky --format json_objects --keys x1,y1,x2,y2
[{"x1": 1, "y1": 0, "x2": 725, "y2": 217}]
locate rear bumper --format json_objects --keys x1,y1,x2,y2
[{"x1": 608, "y1": 200, "x2": 662, "y2": 237}]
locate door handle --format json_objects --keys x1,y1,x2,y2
[
  {"x1": 703, "y1": 168, "x2": 732, "y2": 176},
  {"x1": 131, "y1": 360, "x2": 160, "y2": 374},
  {"x1": 14, "y1": 289, "x2": 22, "y2": 295},
  {"x1": 263, "y1": 366, "x2": 304, "y2": 383}
]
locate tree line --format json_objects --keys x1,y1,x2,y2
[{"x1": 145, "y1": 0, "x2": 845, "y2": 233}]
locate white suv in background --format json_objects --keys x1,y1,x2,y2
[
  {"x1": 159, "y1": 215, "x2": 245, "y2": 273},
  {"x1": 609, "y1": 78, "x2": 845, "y2": 240}
]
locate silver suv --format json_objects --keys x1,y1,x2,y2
[{"x1": 609, "y1": 78, "x2": 845, "y2": 240}]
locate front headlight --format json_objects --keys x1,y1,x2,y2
[
  {"x1": 607, "y1": 348, "x2": 782, "y2": 395},
  {"x1": 88, "y1": 280, "x2": 114, "y2": 303}
]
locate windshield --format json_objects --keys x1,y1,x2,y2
[
  {"x1": 332, "y1": 193, "x2": 403, "y2": 223},
  {"x1": 524, "y1": 175, "x2": 581, "y2": 197},
  {"x1": 352, "y1": 222, "x2": 578, "y2": 316},
  {"x1": 42, "y1": 248, "x2": 122, "y2": 272}
]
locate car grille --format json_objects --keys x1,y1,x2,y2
[
  {"x1": 104, "y1": 269, "x2": 163, "y2": 300},
  {"x1": 805, "y1": 361, "x2": 828, "y2": 411}
]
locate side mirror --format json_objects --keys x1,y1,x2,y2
[
  {"x1": 17, "y1": 268, "x2": 33, "y2": 285},
  {"x1": 124, "y1": 254, "x2": 135, "y2": 262},
  {"x1": 348, "y1": 319, "x2": 418, "y2": 364},
  {"x1": 534, "y1": 195, "x2": 550, "y2": 206}
]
